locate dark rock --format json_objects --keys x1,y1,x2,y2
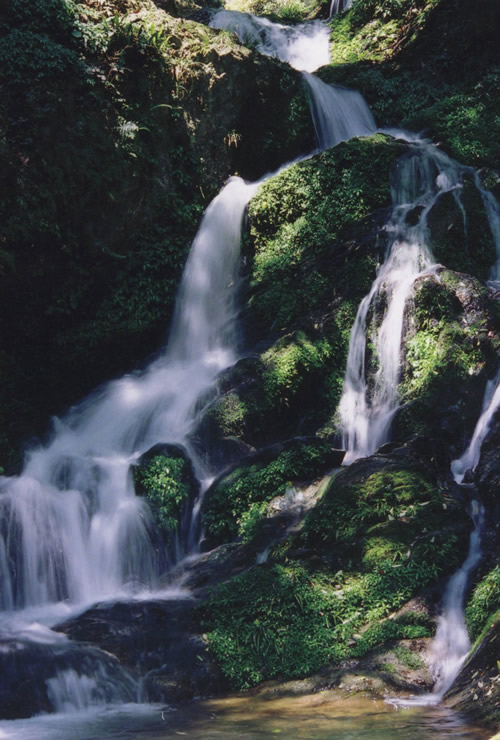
[
  {"x1": 55, "y1": 598, "x2": 227, "y2": 703},
  {"x1": 0, "y1": 637, "x2": 136, "y2": 719},
  {"x1": 446, "y1": 619, "x2": 500, "y2": 730}
]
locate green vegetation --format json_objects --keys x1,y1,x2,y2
[
  {"x1": 328, "y1": 0, "x2": 441, "y2": 65},
  {"x1": 427, "y1": 180, "x2": 497, "y2": 279},
  {"x1": 300, "y1": 462, "x2": 463, "y2": 563},
  {"x1": 395, "y1": 273, "x2": 497, "y2": 443},
  {"x1": 134, "y1": 454, "x2": 192, "y2": 536},
  {"x1": 202, "y1": 439, "x2": 333, "y2": 544},
  {"x1": 223, "y1": 0, "x2": 327, "y2": 23},
  {"x1": 247, "y1": 135, "x2": 402, "y2": 336},
  {"x1": 324, "y1": 0, "x2": 500, "y2": 169},
  {"x1": 199, "y1": 458, "x2": 466, "y2": 688},
  {"x1": 200, "y1": 558, "x2": 436, "y2": 688},
  {"x1": 465, "y1": 566, "x2": 500, "y2": 643},
  {"x1": 0, "y1": 0, "x2": 310, "y2": 463}
]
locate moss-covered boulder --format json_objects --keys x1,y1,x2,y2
[
  {"x1": 394, "y1": 270, "x2": 499, "y2": 457},
  {"x1": 201, "y1": 437, "x2": 339, "y2": 546},
  {"x1": 133, "y1": 443, "x2": 198, "y2": 542},
  {"x1": 245, "y1": 134, "x2": 406, "y2": 339},
  {"x1": 426, "y1": 178, "x2": 497, "y2": 280},
  {"x1": 197, "y1": 448, "x2": 471, "y2": 689}
]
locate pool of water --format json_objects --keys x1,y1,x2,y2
[{"x1": 0, "y1": 691, "x2": 490, "y2": 739}]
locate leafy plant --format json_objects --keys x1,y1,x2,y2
[{"x1": 134, "y1": 455, "x2": 191, "y2": 536}]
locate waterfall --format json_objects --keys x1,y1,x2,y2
[
  {"x1": 302, "y1": 72, "x2": 375, "y2": 150},
  {"x1": 210, "y1": 11, "x2": 376, "y2": 153},
  {"x1": 3, "y1": 5, "x2": 498, "y2": 724},
  {"x1": 391, "y1": 363, "x2": 500, "y2": 708},
  {"x1": 451, "y1": 368, "x2": 500, "y2": 484},
  {"x1": 0, "y1": 176, "x2": 258, "y2": 613},
  {"x1": 329, "y1": 0, "x2": 353, "y2": 19},
  {"x1": 428, "y1": 500, "x2": 484, "y2": 700},
  {"x1": 389, "y1": 500, "x2": 484, "y2": 708},
  {"x1": 210, "y1": 11, "x2": 330, "y2": 73},
  {"x1": 338, "y1": 144, "x2": 465, "y2": 463}
]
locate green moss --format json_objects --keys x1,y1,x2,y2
[
  {"x1": 134, "y1": 455, "x2": 191, "y2": 537},
  {"x1": 200, "y1": 457, "x2": 465, "y2": 689},
  {"x1": 302, "y1": 463, "x2": 456, "y2": 557},
  {"x1": 328, "y1": 0, "x2": 440, "y2": 65},
  {"x1": 395, "y1": 273, "x2": 495, "y2": 443},
  {"x1": 247, "y1": 136, "x2": 403, "y2": 337},
  {"x1": 393, "y1": 644, "x2": 426, "y2": 669},
  {"x1": 465, "y1": 566, "x2": 500, "y2": 643},
  {"x1": 202, "y1": 440, "x2": 334, "y2": 545},
  {"x1": 427, "y1": 179, "x2": 497, "y2": 279},
  {"x1": 200, "y1": 557, "x2": 438, "y2": 689},
  {"x1": 224, "y1": 0, "x2": 327, "y2": 23}
]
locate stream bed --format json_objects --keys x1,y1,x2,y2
[{"x1": 0, "y1": 692, "x2": 491, "y2": 739}]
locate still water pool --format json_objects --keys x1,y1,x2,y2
[{"x1": 0, "y1": 692, "x2": 491, "y2": 739}]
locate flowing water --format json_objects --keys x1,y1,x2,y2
[
  {"x1": 210, "y1": 10, "x2": 330, "y2": 72},
  {"x1": 451, "y1": 367, "x2": 500, "y2": 484},
  {"x1": 329, "y1": 0, "x2": 354, "y2": 19},
  {"x1": 1, "y1": 6, "x2": 498, "y2": 735},
  {"x1": 338, "y1": 143, "x2": 463, "y2": 462}
]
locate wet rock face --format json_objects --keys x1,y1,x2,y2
[
  {"x1": 394, "y1": 270, "x2": 499, "y2": 457},
  {"x1": 446, "y1": 620, "x2": 500, "y2": 730},
  {"x1": 475, "y1": 415, "x2": 500, "y2": 527},
  {"x1": 55, "y1": 599, "x2": 227, "y2": 703},
  {"x1": 0, "y1": 638, "x2": 136, "y2": 719}
]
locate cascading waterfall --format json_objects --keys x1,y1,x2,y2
[
  {"x1": 389, "y1": 499, "x2": 484, "y2": 708},
  {"x1": 428, "y1": 499, "x2": 484, "y2": 701},
  {"x1": 329, "y1": 0, "x2": 353, "y2": 19},
  {"x1": 210, "y1": 10, "x2": 376, "y2": 152},
  {"x1": 338, "y1": 143, "x2": 466, "y2": 463},
  {"x1": 0, "y1": 176, "x2": 259, "y2": 712},
  {"x1": 451, "y1": 367, "x2": 500, "y2": 484},
  {"x1": 2, "y1": 11, "x2": 376, "y2": 716},
  {"x1": 302, "y1": 71, "x2": 376, "y2": 150},
  {"x1": 0, "y1": 176, "x2": 259, "y2": 612},
  {"x1": 2, "y1": 4, "x2": 498, "y2": 726},
  {"x1": 392, "y1": 368, "x2": 499, "y2": 707},
  {"x1": 210, "y1": 10, "x2": 330, "y2": 73}
]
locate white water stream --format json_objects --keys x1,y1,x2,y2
[
  {"x1": 1, "y1": 11, "x2": 373, "y2": 720},
  {"x1": 451, "y1": 367, "x2": 500, "y2": 484},
  {"x1": 1, "y1": 4, "x2": 499, "y2": 727}
]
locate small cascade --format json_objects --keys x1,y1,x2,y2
[
  {"x1": 210, "y1": 11, "x2": 330, "y2": 72},
  {"x1": 392, "y1": 363, "x2": 500, "y2": 708},
  {"x1": 451, "y1": 368, "x2": 500, "y2": 484},
  {"x1": 338, "y1": 143, "x2": 465, "y2": 463},
  {"x1": 0, "y1": 175, "x2": 258, "y2": 613},
  {"x1": 429, "y1": 500, "x2": 484, "y2": 700},
  {"x1": 210, "y1": 11, "x2": 376, "y2": 153},
  {"x1": 389, "y1": 500, "x2": 484, "y2": 708},
  {"x1": 302, "y1": 72, "x2": 376, "y2": 150},
  {"x1": 329, "y1": 0, "x2": 353, "y2": 19},
  {"x1": 45, "y1": 662, "x2": 138, "y2": 714}
]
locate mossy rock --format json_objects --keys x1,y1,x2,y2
[
  {"x1": 300, "y1": 450, "x2": 468, "y2": 571},
  {"x1": 198, "y1": 559, "x2": 436, "y2": 690},
  {"x1": 197, "y1": 446, "x2": 471, "y2": 690},
  {"x1": 245, "y1": 134, "x2": 406, "y2": 339},
  {"x1": 427, "y1": 178, "x2": 496, "y2": 279},
  {"x1": 394, "y1": 270, "x2": 499, "y2": 454},
  {"x1": 133, "y1": 443, "x2": 198, "y2": 540},
  {"x1": 201, "y1": 437, "x2": 339, "y2": 546}
]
